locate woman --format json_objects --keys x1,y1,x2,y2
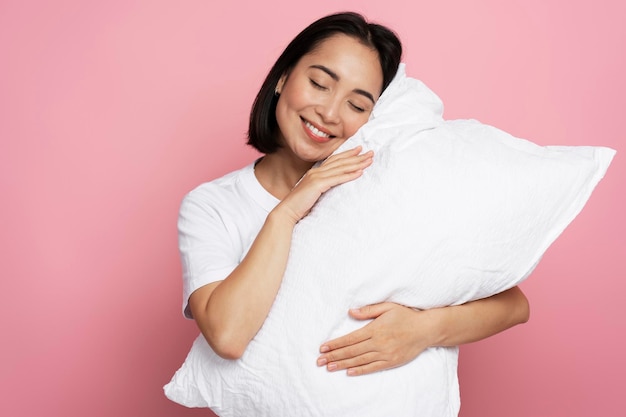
[{"x1": 179, "y1": 11, "x2": 529, "y2": 380}]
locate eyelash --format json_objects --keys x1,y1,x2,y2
[
  {"x1": 349, "y1": 102, "x2": 365, "y2": 113},
  {"x1": 309, "y1": 78, "x2": 366, "y2": 113},
  {"x1": 310, "y1": 79, "x2": 326, "y2": 90}
]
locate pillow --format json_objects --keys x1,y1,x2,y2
[{"x1": 164, "y1": 64, "x2": 615, "y2": 417}]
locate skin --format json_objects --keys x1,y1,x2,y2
[{"x1": 188, "y1": 34, "x2": 530, "y2": 374}]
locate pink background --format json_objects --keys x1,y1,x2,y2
[{"x1": 1, "y1": 1, "x2": 624, "y2": 416}]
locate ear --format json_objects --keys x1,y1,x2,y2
[{"x1": 276, "y1": 73, "x2": 288, "y2": 95}]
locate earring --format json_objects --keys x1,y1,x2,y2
[{"x1": 274, "y1": 88, "x2": 280, "y2": 96}]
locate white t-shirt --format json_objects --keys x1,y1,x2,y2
[{"x1": 178, "y1": 162, "x2": 279, "y2": 318}]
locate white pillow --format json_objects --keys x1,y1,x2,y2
[{"x1": 164, "y1": 64, "x2": 615, "y2": 417}]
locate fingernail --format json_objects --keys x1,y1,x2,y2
[
  {"x1": 317, "y1": 357, "x2": 327, "y2": 366},
  {"x1": 327, "y1": 363, "x2": 337, "y2": 371},
  {"x1": 347, "y1": 369, "x2": 356, "y2": 376},
  {"x1": 320, "y1": 345, "x2": 330, "y2": 353}
]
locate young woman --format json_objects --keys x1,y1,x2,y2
[{"x1": 179, "y1": 11, "x2": 529, "y2": 379}]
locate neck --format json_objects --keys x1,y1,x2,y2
[{"x1": 254, "y1": 150, "x2": 315, "y2": 200}]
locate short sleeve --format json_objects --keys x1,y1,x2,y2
[{"x1": 177, "y1": 190, "x2": 239, "y2": 319}]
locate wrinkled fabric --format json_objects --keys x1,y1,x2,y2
[{"x1": 164, "y1": 64, "x2": 615, "y2": 417}]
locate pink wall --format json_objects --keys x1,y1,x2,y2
[{"x1": 1, "y1": 1, "x2": 624, "y2": 416}]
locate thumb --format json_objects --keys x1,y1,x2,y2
[{"x1": 349, "y1": 302, "x2": 394, "y2": 320}]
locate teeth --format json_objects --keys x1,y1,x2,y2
[{"x1": 304, "y1": 120, "x2": 330, "y2": 138}]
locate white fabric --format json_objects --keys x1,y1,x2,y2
[
  {"x1": 165, "y1": 64, "x2": 615, "y2": 416},
  {"x1": 177, "y1": 162, "x2": 279, "y2": 318}
]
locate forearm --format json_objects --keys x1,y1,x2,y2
[
  {"x1": 424, "y1": 286, "x2": 530, "y2": 348},
  {"x1": 190, "y1": 204, "x2": 297, "y2": 358},
  {"x1": 316, "y1": 287, "x2": 529, "y2": 375},
  {"x1": 190, "y1": 148, "x2": 374, "y2": 359}
]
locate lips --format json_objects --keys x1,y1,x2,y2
[{"x1": 301, "y1": 118, "x2": 335, "y2": 143}]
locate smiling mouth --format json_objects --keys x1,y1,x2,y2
[{"x1": 302, "y1": 118, "x2": 335, "y2": 140}]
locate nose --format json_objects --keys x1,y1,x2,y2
[{"x1": 316, "y1": 94, "x2": 341, "y2": 124}]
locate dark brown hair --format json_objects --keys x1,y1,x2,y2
[{"x1": 247, "y1": 12, "x2": 402, "y2": 154}]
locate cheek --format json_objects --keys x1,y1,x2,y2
[
  {"x1": 275, "y1": 99, "x2": 285, "y2": 124},
  {"x1": 324, "y1": 138, "x2": 351, "y2": 157},
  {"x1": 275, "y1": 87, "x2": 306, "y2": 127},
  {"x1": 343, "y1": 113, "x2": 371, "y2": 138},
  {"x1": 274, "y1": 98, "x2": 292, "y2": 133}
]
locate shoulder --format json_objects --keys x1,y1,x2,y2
[{"x1": 182, "y1": 163, "x2": 254, "y2": 213}]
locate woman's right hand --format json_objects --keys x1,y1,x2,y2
[
  {"x1": 278, "y1": 146, "x2": 374, "y2": 223},
  {"x1": 190, "y1": 146, "x2": 373, "y2": 359}
]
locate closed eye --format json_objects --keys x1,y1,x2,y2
[
  {"x1": 349, "y1": 102, "x2": 365, "y2": 113},
  {"x1": 309, "y1": 78, "x2": 327, "y2": 90}
]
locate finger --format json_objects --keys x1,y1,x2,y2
[
  {"x1": 321, "y1": 148, "x2": 373, "y2": 168},
  {"x1": 320, "y1": 327, "x2": 371, "y2": 353},
  {"x1": 314, "y1": 157, "x2": 372, "y2": 180},
  {"x1": 302, "y1": 168, "x2": 366, "y2": 195},
  {"x1": 324, "y1": 146, "x2": 363, "y2": 161},
  {"x1": 325, "y1": 351, "x2": 382, "y2": 373},
  {"x1": 317, "y1": 338, "x2": 374, "y2": 367},
  {"x1": 316, "y1": 156, "x2": 373, "y2": 179},
  {"x1": 346, "y1": 360, "x2": 391, "y2": 377},
  {"x1": 349, "y1": 302, "x2": 395, "y2": 320},
  {"x1": 331, "y1": 148, "x2": 373, "y2": 163},
  {"x1": 303, "y1": 162, "x2": 371, "y2": 193}
]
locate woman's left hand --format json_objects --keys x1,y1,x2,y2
[
  {"x1": 316, "y1": 287, "x2": 530, "y2": 376},
  {"x1": 316, "y1": 302, "x2": 431, "y2": 376}
]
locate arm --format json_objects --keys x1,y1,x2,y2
[
  {"x1": 316, "y1": 286, "x2": 529, "y2": 376},
  {"x1": 189, "y1": 148, "x2": 373, "y2": 359},
  {"x1": 421, "y1": 285, "x2": 530, "y2": 346}
]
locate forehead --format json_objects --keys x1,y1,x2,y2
[{"x1": 298, "y1": 34, "x2": 384, "y2": 96}]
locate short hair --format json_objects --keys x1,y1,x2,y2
[{"x1": 247, "y1": 12, "x2": 403, "y2": 154}]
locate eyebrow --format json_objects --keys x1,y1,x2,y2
[{"x1": 309, "y1": 64, "x2": 376, "y2": 104}]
